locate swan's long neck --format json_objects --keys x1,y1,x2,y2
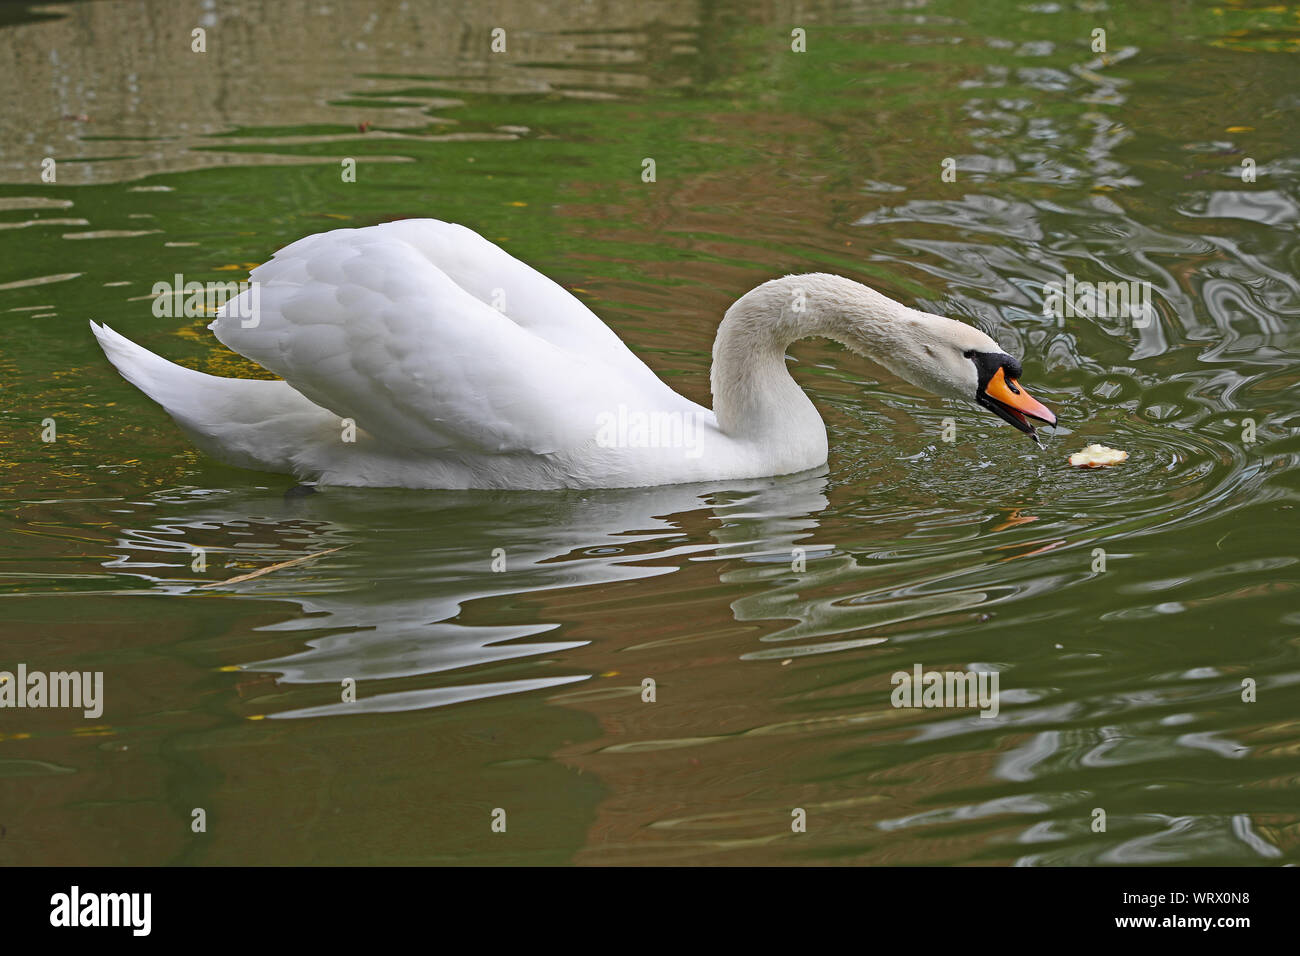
[{"x1": 709, "y1": 273, "x2": 929, "y2": 440}]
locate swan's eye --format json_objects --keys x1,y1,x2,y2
[{"x1": 962, "y1": 349, "x2": 976, "y2": 359}]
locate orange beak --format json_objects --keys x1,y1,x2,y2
[{"x1": 981, "y1": 367, "x2": 1057, "y2": 433}]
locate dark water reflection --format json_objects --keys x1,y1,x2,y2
[{"x1": 0, "y1": 0, "x2": 1298, "y2": 864}]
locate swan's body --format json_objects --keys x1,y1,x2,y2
[{"x1": 93, "y1": 219, "x2": 1055, "y2": 490}]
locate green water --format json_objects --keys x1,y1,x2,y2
[{"x1": 0, "y1": 0, "x2": 1298, "y2": 865}]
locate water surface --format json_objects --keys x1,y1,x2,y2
[{"x1": 1, "y1": 0, "x2": 1298, "y2": 865}]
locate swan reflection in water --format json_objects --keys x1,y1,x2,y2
[{"x1": 108, "y1": 472, "x2": 877, "y2": 718}]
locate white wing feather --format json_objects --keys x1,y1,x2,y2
[{"x1": 210, "y1": 220, "x2": 688, "y2": 457}]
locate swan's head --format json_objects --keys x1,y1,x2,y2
[{"x1": 889, "y1": 315, "x2": 1058, "y2": 441}]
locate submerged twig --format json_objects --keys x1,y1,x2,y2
[{"x1": 199, "y1": 547, "x2": 344, "y2": 589}]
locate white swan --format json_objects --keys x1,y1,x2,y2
[{"x1": 92, "y1": 218, "x2": 1056, "y2": 490}]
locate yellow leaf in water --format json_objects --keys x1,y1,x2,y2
[{"x1": 1226, "y1": 125, "x2": 1254, "y2": 132}]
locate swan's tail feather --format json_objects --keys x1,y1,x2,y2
[{"x1": 90, "y1": 322, "x2": 335, "y2": 476}]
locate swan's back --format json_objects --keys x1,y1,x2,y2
[
  {"x1": 254, "y1": 220, "x2": 653, "y2": 379},
  {"x1": 211, "y1": 219, "x2": 693, "y2": 458}
]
